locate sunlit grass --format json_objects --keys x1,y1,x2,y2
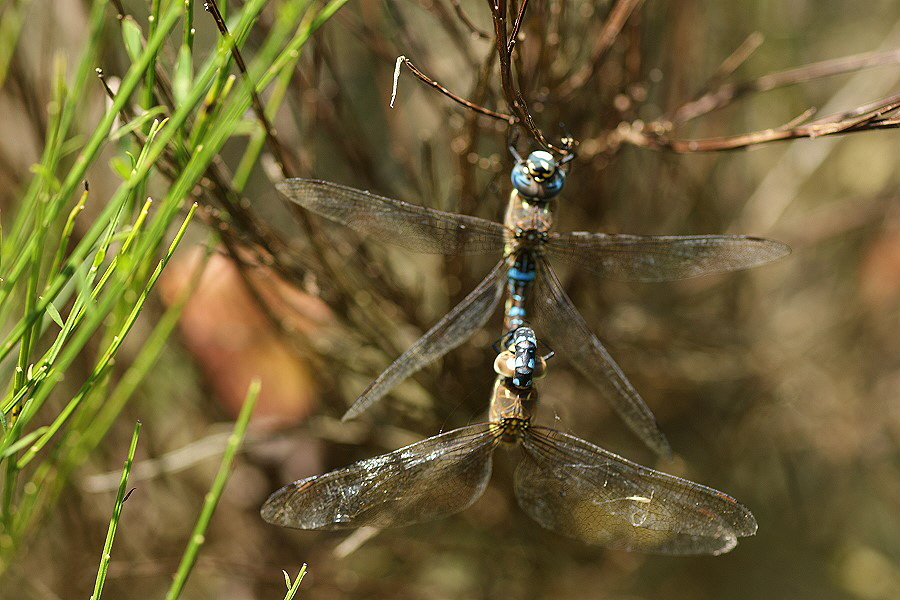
[
  {"x1": 90, "y1": 421, "x2": 141, "y2": 600},
  {"x1": 0, "y1": 0, "x2": 341, "y2": 592},
  {"x1": 165, "y1": 380, "x2": 259, "y2": 600}
]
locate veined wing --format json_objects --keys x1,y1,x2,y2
[
  {"x1": 277, "y1": 179, "x2": 505, "y2": 254},
  {"x1": 516, "y1": 427, "x2": 757, "y2": 555},
  {"x1": 533, "y1": 258, "x2": 671, "y2": 456},
  {"x1": 547, "y1": 233, "x2": 790, "y2": 281},
  {"x1": 342, "y1": 260, "x2": 506, "y2": 421},
  {"x1": 262, "y1": 424, "x2": 498, "y2": 530}
]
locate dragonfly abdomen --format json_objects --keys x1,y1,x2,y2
[{"x1": 504, "y1": 252, "x2": 538, "y2": 332}]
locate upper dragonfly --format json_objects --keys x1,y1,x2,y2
[
  {"x1": 277, "y1": 151, "x2": 789, "y2": 456},
  {"x1": 261, "y1": 326, "x2": 757, "y2": 555}
]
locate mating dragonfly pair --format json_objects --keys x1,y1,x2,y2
[
  {"x1": 262, "y1": 325, "x2": 757, "y2": 555},
  {"x1": 263, "y1": 150, "x2": 785, "y2": 554},
  {"x1": 276, "y1": 149, "x2": 788, "y2": 455}
]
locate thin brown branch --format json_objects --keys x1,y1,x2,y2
[
  {"x1": 706, "y1": 32, "x2": 765, "y2": 89},
  {"x1": 204, "y1": 0, "x2": 297, "y2": 177},
  {"x1": 95, "y1": 68, "x2": 187, "y2": 183},
  {"x1": 426, "y1": 0, "x2": 483, "y2": 65},
  {"x1": 557, "y1": 0, "x2": 643, "y2": 97},
  {"x1": 95, "y1": 69, "x2": 120, "y2": 111},
  {"x1": 448, "y1": 0, "x2": 490, "y2": 39},
  {"x1": 808, "y1": 92, "x2": 900, "y2": 127},
  {"x1": 487, "y1": 0, "x2": 570, "y2": 154},
  {"x1": 506, "y1": 0, "x2": 529, "y2": 56},
  {"x1": 673, "y1": 47, "x2": 900, "y2": 125},
  {"x1": 109, "y1": 0, "x2": 125, "y2": 19},
  {"x1": 391, "y1": 56, "x2": 514, "y2": 121},
  {"x1": 619, "y1": 92, "x2": 900, "y2": 152},
  {"x1": 457, "y1": 44, "x2": 502, "y2": 216}
]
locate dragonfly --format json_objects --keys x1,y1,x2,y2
[
  {"x1": 261, "y1": 326, "x2": 757, "y2": 555},
  {"x1": 277, "y1": 150, "x2": 790, "y2": 456}
]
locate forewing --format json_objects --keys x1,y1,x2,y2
[
  {"x1": 343, "y1": 260, "x2": 506, "y2": 420},
  {"x1": 533, "y1": 259, "x2": 671, "y2": 456},
  {"x1": 262, "y1": 424, "x2": 498, "y2": 530},
  {"x1": 277, "y1": 179, "x2": 505, "y2": 254},
  {"x1": 516, "y1": 427, "x2": 757, "y2": 555},
  {"x1": 548, "y1": 233, "x2": 790, "y2": 281}
]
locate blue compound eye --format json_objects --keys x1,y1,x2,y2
[
  {"x1": 510, "y1": 151, "x2": 566, "y2": 200},
  {"x1": 525, "y1": 151, "x2": 555, "y2": 179}
]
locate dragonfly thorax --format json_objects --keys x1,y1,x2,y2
[
  {"x1": 514, "y1": 228, "x2": 549, "y2": 248},
  {"x1": 511, "y1": 150, "x2": 566, "y2": 201},
  {"x1": 488, "y1": 378, "x2": 534, "y2": 444},
  {"x1": 502, "y1": 191, "x2": 553, "y2": 254}
]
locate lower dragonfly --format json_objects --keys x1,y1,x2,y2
[
  {"x1": 278, "y1": 150, "x2": 789, "y2": 456},
  {"x1": 261, "y1": 326, "x2": 757, "y2": 555}
]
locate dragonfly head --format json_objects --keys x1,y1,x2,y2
[{"x1": 511, "y1": 150, "x2": 566, "y2": 201}]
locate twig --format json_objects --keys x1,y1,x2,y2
[
  {"x1": 109, "y1": 0, "x2": 126, "y2": 19},
  {"x1": 95, "y1": 68, "x2": 120, "y2": 111},
  {"x1": 95, "y1": 68, "x2": 183, "y2": 182},
  {"x1": 664, "y1": 32, "x2": 765, "y2": 123},
  {"x1": 424, "y1": 0, "x2": 482, "y2": 66},
  {"x1": 488, "y1": 0, "x2": 570, "y2": 153},
  {"x1": 448, "y1": 0, "x2": 490, "y2": 39},
  {"x1": 204, "y1": 0, "x2": 297, "y2": 177},
  {"x1": 390, "y1": 55, "x2": 514, "y2": 121},
  {"x1": 672, "y1": 47, "x2": 900, "y2": 125},
  {"x1": 506, "y1": 0, "x2": 529, "y2": 56},
  {"x1": 704, "y1": 32, "x2": 765, "y2": 91},
  {"x1": 557, "y1": 0, "x2": 643, "y2": 97},
  {"x1": 619, "y1": 92, "x2": 900, "y2": 152}
]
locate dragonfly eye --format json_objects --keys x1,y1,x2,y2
[
  {"x1": 525, "y1": 151, "x2": 556, "y2": 180},
  {"x1": 511, "y1": 151, "x2": 566, "y2": 200},
  {"x1": 493, "y1": 350, "x2": 517, "y2": 378}
]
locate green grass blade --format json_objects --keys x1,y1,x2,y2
[
  {"x1": 74, "y1": 243, "x2": 214, "y2": 462},
  {"x1": 14, "y1": 204, "x2": 197, "y2": 468},
  {"x1": 282, "y1": 565, "x2": 308, "y2": 600},
  {"x1": 0, "y1": 0, "x2": 183, "y2": 312},
  {"x1": 164, "y1": 380, "x2": 260, "y2": 600},
  {"x1": 89, "y1": 420, "x2": 141, "y2": 600}
]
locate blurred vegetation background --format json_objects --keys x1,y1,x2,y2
[{"x1": 1, "y1": 0, "x2": 898, "y2": 598}]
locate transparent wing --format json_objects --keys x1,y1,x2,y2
[
  {"x1": 548, "y1": 233, "x2": 790, "y2": 281},
  {"x1": 262, "y1": 424, "x2": 498, "y2": 530},
  {"x1": 343, "y1": 260, "x2": 506, "y2": 420},
  {"x1": 277, "y1": 179, "x2": 505, "y2": 254},
  {"x1": 533, "y1": 258, "x2": 671, "y2": 456},
  {"x1": 516, "y1": 427, "x2": 757, "y2": 555}
]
